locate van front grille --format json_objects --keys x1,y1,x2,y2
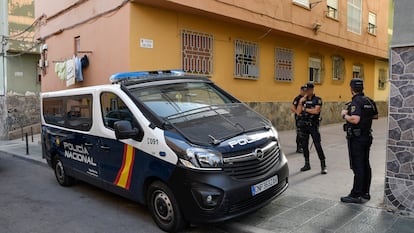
[{"x1": 222, "y1": 141, "x2": 280, "y2": 180}]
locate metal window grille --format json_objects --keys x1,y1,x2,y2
[
  {"x1": 332, "y1": 55, "x2": 345, "y2": 81},
  {"x1": 181, "y1": 30, "x2": 214, "y2": 75},
  {"x1": 309, "y1": 57, "x2": 322, "y2": 83},
  {"x1": 234, "y1": 39, "x2": 260, "y2": 79},
  {"x1": 347, "y1": 0, "x2": 362, "y2": 34},
  {"x1": 275, "y1": 48, "x2": 294, "y2": 82}
]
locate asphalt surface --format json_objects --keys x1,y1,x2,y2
[{"x1": 1, "y1": 117, "x2": 414, "y2": 233}]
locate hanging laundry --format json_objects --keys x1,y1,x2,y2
[
  {"x1": 81, "y1": 55, "x2": 89, "y2": 68},
  {"x1": 75, "y1": 56, "x2": 83, "y2": 82},
  {"x1": 54, "y1": 61, "x2": 66, "y2": 80},
  {"x1": 66, "y1": 56, "x2": 75, "y2": 87}
]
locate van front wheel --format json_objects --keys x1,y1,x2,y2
[
  {"x1": 147, "y1": 181, "x2": 186, "y2": 232},
  {"x1": 54, "y1": 158, "x2": 74, "y2": 186}
]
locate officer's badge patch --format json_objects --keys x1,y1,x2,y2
[
  {"x1": 318, "y1": 99, "x2": 322, "y2": 104},
  {"x1": 351, "y1": 106, "x2": 356, "y2": 113}
]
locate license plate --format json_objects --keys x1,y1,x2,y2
[{"x1": 251, "y1": 175, "x2": 278, "y2": 196}]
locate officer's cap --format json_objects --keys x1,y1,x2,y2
[
  {"x1": 300, "y1": 85, "x2": 307, "y2": 90},
  {"x1": 303, "y1": 83, "x2": 314, "y2": 90},
  {"x1": 350, "y1": 78, "x2": 364, "y2": 91}
]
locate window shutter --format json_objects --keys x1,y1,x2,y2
[
  {"x1": 293, "y1": 0, "x2": 309, "y2": 8},
  {"x1": 327, "y1": 0, "x2": 338, "y2": 9},
  {"x1": 368, "y1": 12, "x2": 376, "y2": 25}
]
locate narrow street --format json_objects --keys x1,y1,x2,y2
[{"x1": 1, "y1": 118, "x2": 413, "y2": 233}]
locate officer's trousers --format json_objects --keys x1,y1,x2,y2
[
  {"x1": 349, "y1": 136, "x2": 372, "y2": 197},
  {"x1": 295, "y1": 117, "x2": 302, "y2": 149},
  {"x1": 299, "y1": 124, "x2": 326, "y2": 161}
]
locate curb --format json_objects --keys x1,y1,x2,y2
[{"x1": 0, "y1": 149, "x2": 47, "y2": 167}]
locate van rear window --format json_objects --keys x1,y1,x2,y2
[{"x1": 43, "y1": 95, "x2": 93, "y2": 131}]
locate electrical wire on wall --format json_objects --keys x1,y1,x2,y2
[
  {"x1": 2, "y1": 14, "x2": 46, "y2": 58},
  {"x1": 39, "y1": 0, "x2": 130, "y2": 41}
]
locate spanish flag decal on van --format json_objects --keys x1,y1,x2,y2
[{"x1": 114, "y1": 144, "x2": 135, "y2": 190}]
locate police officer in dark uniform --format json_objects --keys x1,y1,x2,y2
[
  {"x1": 291, "y1": 85, "x2": 306, "y2": 153},
  {"x1": 297, "y1": 83, "x2": 327, "y2": 174},
  {"x1": 340, "y1": 78, "x2": 378, "y2": 203}
]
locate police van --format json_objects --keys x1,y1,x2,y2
[{"x1": 41, "y1": 70, "x2": 289, "y2": 232}]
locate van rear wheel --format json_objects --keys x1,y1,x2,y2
[
  {"x1": 54, "y1": 158, "x2": 74, "y2": 186},
  {"x1": 147, "y1": 181, "x2": 186, "y2": 232}
]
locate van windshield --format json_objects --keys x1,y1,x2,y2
[
  {"x1": 129, "y1": 81, "x2": 270, "y2": 145},
  {"x1": 130, "y1": 82, "x2": 233, "y2": 118}
]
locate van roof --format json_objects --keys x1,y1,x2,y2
[
  {"x1": 42, "y1": 70, "x2": 211, "y2": 97},
  {"x1": 109, "y1": 70, "x2": 210, "y2": 85}
]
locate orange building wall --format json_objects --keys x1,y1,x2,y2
[
  {"x1": 36, "y1": 1, "x2": 388, "y2": 102},
  {"x1": 139, "y1": 0, "x2": 389, "y2": 59},
  {"x1": 36, "y1": 0, "x2": 131, "y2": 92},
  {"x1": 129, "y1": 4, "x2": 379, "y2": 102}
]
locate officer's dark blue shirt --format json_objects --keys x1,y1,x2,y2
[
  {"x1": 292, "y1": 94, "x2": 303, "y2": 117},
  {"x1": 303, "y1": 94, "x2": 322, "y2": 121},
  {"x1": 347, "y1": 93, "x2": 378, "y2": 133}
]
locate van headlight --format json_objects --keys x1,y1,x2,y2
[
  {"x1": 271, "y1": 126, "x2": 279, "y2": 139},
  {"x1": 180, "y1": 148, "x2": 223, "y2": 170}
]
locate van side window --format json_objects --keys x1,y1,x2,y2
[
  {"x1": 100, "y1": 92, "x2": 134, "y2": 129},
  {"x1": 43, "y1": 95, "x2": 92, "y2": 131},
  {"x1": 43, "y1": 98, "x2": 65, "y2": 127},
  {"x1": 66, "y1": 95, "x2": 93, "y2": 131}
]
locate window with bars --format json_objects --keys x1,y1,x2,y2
[
  {"x1": 347, "y1": 0, "x2": 362, "y2": 34},
  {"x1": 352, "y1": 64, "x2": 364, "y2": 79},
  {"x1": 181, "y1": 30, "x2": 214, "y2": 75},
  {"x1": 275, "y1": 48, "x2": 294, "y2": 82},
  {"x1": 332, "y1": 55, "x2": 345, "y2": 81},
  {"x1": 327, "y1": 0, "x2": 338, "y2": 19},
  {"x1": 368, "y1": 12, "x2": 377, "y2": 35},
  {"x1": 234, "y1": 39, "x2": 260, "y2": 79},
  {"x1": 378, "y1": 68, "x2": 387, "y2": 90},
  {"x1": 309, "y1": 56, "x2": 323, "y2": 84}
]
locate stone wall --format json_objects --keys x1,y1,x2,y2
[
  {"x1": 385, "y1": 47, "x2": 414, "y2": 216},
  {"x1": 3, "y1": 94, "x2": 40, "y2": 140},
  {"x1": 0, "y1": 96, "x2": 7, "y2": 139},
  {"x1": 248, "y1": 101, "x2": 388, "y2": 131}
]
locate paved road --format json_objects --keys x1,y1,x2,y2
[
  {"x1": 0, "y1": 153, "x2": 226, "y2": 233},
  {"x1": 1, "y1": 118, "x2": 414, "y2": 233}
]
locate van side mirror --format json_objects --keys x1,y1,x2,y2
[{"x1": 114, "y1": 120, "x2": 141, "y2": 140}]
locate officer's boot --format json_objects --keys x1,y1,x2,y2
[
  {"x1": 300, "y1": 159, "x2": 311, "y2": 172},
  {"x1": 321, "y1": 160, "x2": 327, "y2": 174}
]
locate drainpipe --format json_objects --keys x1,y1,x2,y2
[{"x1": 0, "y1": 0, "x2": 7, "y2": 96}]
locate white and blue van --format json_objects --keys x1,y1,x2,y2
[{"x1": 41, "y1": 70, "x2": 289, "y2": 232}]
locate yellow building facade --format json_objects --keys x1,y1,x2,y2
[{"x1": 36, "y1": 0, "x2": 390, "y2": 130}]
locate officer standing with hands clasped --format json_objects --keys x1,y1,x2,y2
[
  {"x1": 340, "y1": 78, "x2": 378, "y2": 204},
  {"x1": 291, "y1": 85, "x2": 306, "y2": 153},
  {"x1": 297, "y1": 83, "x2": 327, "y2": 174}
]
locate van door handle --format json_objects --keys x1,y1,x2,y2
[
  {"x1": 100, "y1": 145, "x2": 110, "y2": 151},
  {"x1": 84, "y1": 143, "x2": 93, "y2": 147}
]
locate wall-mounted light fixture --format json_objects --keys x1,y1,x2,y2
[{"x1": 312, "y1": 23, "x2": 322, "y2": 34}]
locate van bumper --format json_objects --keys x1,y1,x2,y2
[{"x1": 169, "y1": 154, "x2": 289, "y2": 224}]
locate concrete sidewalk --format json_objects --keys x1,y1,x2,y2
[
  {"x1": 1, "y1": 118, "x2": 414, "y2": 233},
  {"x1": 0, "y1": 133, "x2": 44, "y2": 165}
]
